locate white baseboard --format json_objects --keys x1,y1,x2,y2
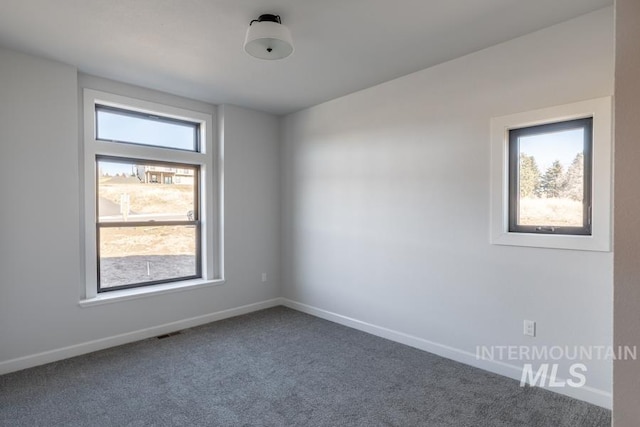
[
  {"x1": 1, "y1": 297, "x2": 612, "y2": 410},
  {"x1": 281, "y1": 298, "x2": 612, "y2": 410},
  {"x1": 0, "y1": 298, "x2": 283, "y2": 376}
]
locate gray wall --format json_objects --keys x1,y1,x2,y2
[
  {"x1": 613, "y1": 0, "x2": 640, "y2": 424},
  {"x1": 280, "y1": 8, "x2": 614, "y2": 406},
  {"x1": 0, "y1": 48, "x2": 281, "y2": 368}
]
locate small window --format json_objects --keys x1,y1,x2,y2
[
  {"x1": 508, "y1": 118, "x2": 592, "y2": 235},
  {"x1": 96, "y1": 105, "x2": 199, "y2": 151},
  {"x1": 490, "y1": 97, "x2": 612, "y2": 251}
]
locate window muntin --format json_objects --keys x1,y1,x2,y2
[
  {"x1": 96, "y1": 157, "x2": 201, "y2": 292},
  {"x1": 96, "y1": 105, "x2": 199, "y2": 151},
  {"x1": 508, "y1": 118, "x2": 593, "y2": 235}
]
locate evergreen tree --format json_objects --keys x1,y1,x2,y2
[
  {"x1": 519, "y1": 153, "x2": 541, "y2": 198},
  {"x1": 540, "y1": 160, "x2": 565, "y2": 198},
  {"x1": 561, "y1": 153, "x2": 584, "y2": 201}
]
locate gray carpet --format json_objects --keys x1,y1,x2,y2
[{"x1": 0, "y1": 307, "x2": 611, "y2": 426}]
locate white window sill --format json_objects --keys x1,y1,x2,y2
[
  {"x1": 491, "y1": 231, "x2": 610, "y2": 252},
  {"x1": 79, "y1": 278, "x2": 225, "y2": 307}
]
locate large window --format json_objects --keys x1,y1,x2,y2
[
  {"x1": 490, "y1": 97, "x2": 612, "y2": 251},
  {"x1": 96, "y1": 158, "x2": 200, "y2": 291},
  {"x1": 508, "y1": 118, "x2": 592, "y2": 235},
  {"x1": 83, "y1": 89, "x2": 219, "y2": 299}
]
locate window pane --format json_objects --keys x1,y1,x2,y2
[
  {"x1": 516, "y1": 128, "x2": 584, "y2": 227},
  {"x1": 96, "y1": 106, "x2": 198, "y2": 151},
  {"x1": 97, "y1": 159, "x2": 196, "y2": 223},
  {"x1": 98, "y1": 225, "x2": 198, "y2": 289},
  {"x1": 507, "y1": 116, "x2": 593, "y2": 235}
]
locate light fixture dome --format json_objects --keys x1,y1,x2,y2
[{"x1": 244, "y1": 14, "x2": 294, "y2": 60}]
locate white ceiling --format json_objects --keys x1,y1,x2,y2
[{"x1": 0, "y1": 0, "x2": 612, "y2": 115}]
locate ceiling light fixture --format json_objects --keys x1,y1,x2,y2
[{"x1": 244, "y1": 14, "x2": 294, "y2": 60}]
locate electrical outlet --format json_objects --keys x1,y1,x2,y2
[
  {"x1": 261, "y1": 273, "x2": 267, "y2": 282},
  {"x1": 524, "y1": 320, "x2": 536, "y2": 337}
]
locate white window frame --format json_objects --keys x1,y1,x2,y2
[
  {"x1": 490, "y1": 97, "x2": 612, "y2": 251},
  {"x1": 82, "y1": 89, "x2": 222, "y2": 304}
]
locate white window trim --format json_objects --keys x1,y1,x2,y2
[
  {"x1": 490, "y1": 97, "x2": 612, "y2": 251},
  {"x1": 81, "y1": 89, "x2": 222, "y2": 303}
]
